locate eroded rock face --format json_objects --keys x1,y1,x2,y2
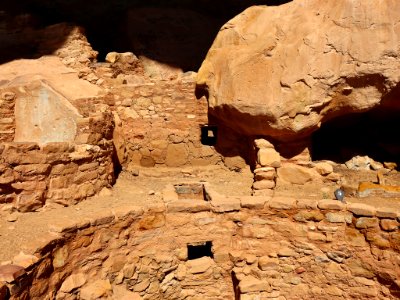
[{"x1": 197, "y1": 0, "x2": 400, "y2": 141}]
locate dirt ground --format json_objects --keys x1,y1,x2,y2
[
  {"x1": 0, "y1": 165, "x2": 253, "y2": 262},
  {"x1": 0, "y1": 164, "x2": 399, "y2": 263}
]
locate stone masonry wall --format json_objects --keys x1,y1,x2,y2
[
  {"x1": 112, "y1": 77, "x2": 223, "y2": 169},
  {"x1": 0, "y1": 141, "x2": 114, "y2": 212},
  {"x1": 0, "y1": 89, "x2": 115, "y2": 212},
  {"x1": 1, "y1": 191, "x2": 399, "y2": 299}
]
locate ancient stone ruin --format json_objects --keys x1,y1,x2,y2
[{"x1": 0, "y1": 0, "x2": 399, "y2": 299}]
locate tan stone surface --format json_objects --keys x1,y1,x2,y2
[
  {"x1": 60, "y1": 273, "x2": 87, "y2": 293},
  {"x1": 277, "y1": 164, "x2": 320, "y2": 185},
  {"x1": 197, "y1": 0, "x2": 400, "y2": 141},
  {"x1": 80, "y1": 279, "x2": 112, "y2": 300},
  {"x1": 186, "y1": 257, "x2": 213, "y2": 274},
  {"x1": 257, "y1": 148, "x2": 281, "y2": 168}
]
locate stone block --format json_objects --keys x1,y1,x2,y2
[
  {"x1": 41, "y1": 142, "x2": 71, "y2": 153},
  {"x1": 307, "y1": 232, "x2": 326, "y2": 242},
  {"x1": 258, "y1": 256, "x2": 279, "y2": 271},
  {"x1": 252, "y1": 180, "x2": 275, "y2": 190},
  {"x1": 257, "y1": 148, "x2": 281, "y2": 167},
  {"x1": 277, "y1": 247, "x2": 296, "y2": 257},
  {"x1": 5, "y1": 151, "x2": 48, "y2": 165},
  {"x1": 347, "y1": 203, "x2": 376, "y2": 217},
  {"x1": 254, "y1": 170, "x2": 276, "y2": 181},
  {"x1": 254, "y1": 139, "x2": 274, "y2": 149},
  {"x1": 11, "y1": 181, "x2": 46, "y2": 191},
  {"x1": 50, "y1": 163, "x2": 79, "y2": 175},
  {"x1": 376, "y1": 207, "x2": 398, "y2": 219},
  {"x1": 269, "y1": 197, "x2": 296, "y2": 210},
  {"x1": 277, "y1": 164, "x2": 319, "y2": 185},
  {"x1": 380, "y1": 219, "x2": 399, "y2": 231},
  {"x1": 253, "y1": 167, "x2": 275, "y2": 173},
  {"x1": 239, "y1": 275, "x2": 271, "y2": 293},
  {"x1": 317, "y1": 200, "x2": 345, "y2": 210},
  {"x1": 314, "y1": 162, "x2": 333, "y2": 175},
  {"x1": 355, "y1": 217, "x2": 379, "y2": 229},
  {"x1": 73, "y1": 171, "x2": 98, "y2": 185},
  {"x1": 15, "y1": 190, "x2": 44, "y2": 212},
  {"x1": 186, "y1": 257, "x2": 213, "y2": 274},
  {"x1": 211, "y1": 197, "x2": 241, "y2": 212},
  {"x1": 241, "y1": 224, "x2": 273, "y2": 239},
  {"x1": 354, "y1": 277, "x2": 375, "y2": 286},
  {"x1": 0, "y1": 170, "x2": 15, "y2": 185},
  {"x1": 14, "y1": 164, "x2": 51, "y2": 175},
  {"x1": 112, "y1": 205, "x2": 144, "y2": 220},
  {"x1": 294, "y1": 210, "x2": 324, "y2": 222},
  {"x1": 240, "y1": 196, "x2": 268, "y2": 209},
  {"x1": 167, "y1": 200, "x2": 210, "y2": 213},
  {"x1": 60, "y1": 273, "x2": 87, "y2": 293},
  {"x1": 296, "y1": 199, "x2": 318, "y2": 209},
  {"x1": 325, "y1": 212, "x2": 353, "y2": 223},
  {"x1": 50, "y1": 176, "x2": 72, "y2": 189}
]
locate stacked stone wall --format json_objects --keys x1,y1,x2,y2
[
  {"x1": 1, "y1": 192, "x2": 399, "y2": 299},
  {"x1": 0, "y1": 88, "x2": 115, "y2": 212},
  {"x1": 113, "y1": 78, "x2": 223, "y2": 168},
  {"x1": 0, "y1": 141, "x2": 114, "y2": 212}
]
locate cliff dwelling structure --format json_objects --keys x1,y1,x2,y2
[{"x1": 0, "y1": 0, "x2": 400, "y2": 299}]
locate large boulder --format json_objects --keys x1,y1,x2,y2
[{"x1": 197, "y1": 0, "x2": 400, "y2": 141}]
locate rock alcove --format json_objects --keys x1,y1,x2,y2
[{"x1": 311, "y1": 87, "x2": 400, "y2": 167}]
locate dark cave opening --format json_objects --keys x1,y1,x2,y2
[
  {"x1": 0, "y1": 0, "x2": 292, "y2": 70},
  {"x1": 187, "y1": 241, "x2": 213, "y2": 260},
  {"x1": 311, "y1": 107, "x2": 400, "y2": 167}
]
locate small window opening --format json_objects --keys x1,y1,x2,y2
[
  {"x1": 201, "y1": 125, "x2": 218, "y2": 146},
  {"x1": 187, "y1": 241, "x2": 213, "y2": 260},
  {"x1": 174, "y1": 183, "x2": 207, "y2": 201}
]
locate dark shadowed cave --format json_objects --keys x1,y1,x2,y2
[
  {"x1": 0, "y1": 0, "x2": 292, "y2": 70},
  {"x1": 311, "y1": 87, "x2": 400, "y2": 167}
]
